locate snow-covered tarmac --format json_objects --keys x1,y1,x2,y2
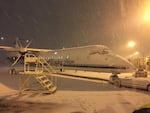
[{"x1": 0, "y1": 66, "x2": 150, "y2": 113}]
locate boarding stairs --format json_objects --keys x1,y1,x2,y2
[
  {"x1": 19, "y1": 53, "x2": 57, "y2": 94},
  {"x1": 33, "y1": 74, "x2": 56, "y2": 93}
]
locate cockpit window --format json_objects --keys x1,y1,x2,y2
[
  {"x1": 89, "y1": 48, "x2": 110, "y2": 55},
  {"x1": 102, "y1": 48, "x2": 110, "y2": 54}
]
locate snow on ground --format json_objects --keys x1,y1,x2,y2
[
  {"x1": 0, "y1": 90, "x2": 150, "y2": 113},
  {"x1": 0, "y1": 66, "x2": 150, "y2": 113}
]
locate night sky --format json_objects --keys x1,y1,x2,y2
[{"x1": 0, "y1": 0, "x2": 150, "y2": 56}]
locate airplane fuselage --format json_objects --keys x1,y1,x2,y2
[{"x1": 39, "y1": 45, "x2": 134, "y2": 73}]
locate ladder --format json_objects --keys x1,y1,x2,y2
[
  {"x1": 19, "y1": 53, "x2": 57, "y2": 94},
  {"x1": 37, "y1": 56, "x2": 55, "y2": 73},
  {"x1": 33, "y1": 74, "x2": 57, "y2": 94}
]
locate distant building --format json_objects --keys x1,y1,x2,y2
[{"x1": 129, "y1": 57, "x2": 150, "y2": 71}]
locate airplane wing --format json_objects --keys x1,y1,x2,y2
[
  {"x1": 0, "y1": 46, "x2": 53, "y2": 52},
  {"x1": 0, "y1": 46, "x2": 17, "y2": 51},
  {"x1": 25, "y1": 48, "x2": 53, "y2": 52}
]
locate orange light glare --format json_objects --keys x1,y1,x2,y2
[
  {"x1": 143, "y1": 1, "x2": 150, "y2": 22},
  {"x1": 143, "y1": 7, "x2": 150, "y2": 22},
  {"x1": 128, "y1": 41, "x2": 135, "y2": 48}
]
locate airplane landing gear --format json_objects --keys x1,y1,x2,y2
[
  {"x1": 109, "y1": 73, "x2": 119, "y2": 84},
  {"x1": 9, "y1": 68, "x2": 17, "y2": 75}
]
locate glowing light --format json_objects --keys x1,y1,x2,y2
[
  {"x1": 128, "y1": 41, "x2": 135, "y2": 48},
  {"x1": 0, "y1": 37, "x2": 4, "y2": 40},
  {"x1": 134, "y1": 51, "x2": 139, "y2": 55},
  {"x1": 26, "y1": 40, "x2": 29, "y2": 43},
  {"x1": 143, "y1": 1, "x2": 150, "y2": 23},
  {"x1": 54, "y1": 52, "x2": 57, "y2": 55},
  {"x1": 128, "y1": 51, "x2": 140, "y2": 59},
  {"x1": 143, "y1": 7, "x2": 150, "y2": 22}
]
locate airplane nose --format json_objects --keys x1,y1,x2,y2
[
  {"x1": 115, "y1": 55, "x2": 135, "y2": 71},
  {"x1": 108, "y1": 54, "x2": 135, "y2": 72}
]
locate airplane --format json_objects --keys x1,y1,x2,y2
[{"x1": 0, "y1": 38, "x2": 135, "y2": 76}]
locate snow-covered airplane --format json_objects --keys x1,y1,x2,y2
[{"x1": 0, "y1": 38, "x2": 134, "y2": 74}]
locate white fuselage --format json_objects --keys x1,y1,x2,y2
[{"x1": 39, "y1": 45, "x2": 134, "y2": 73}]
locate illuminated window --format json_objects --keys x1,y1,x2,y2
[{"x1": 54, "y1": 52, "x2": 58, "y2": 55}]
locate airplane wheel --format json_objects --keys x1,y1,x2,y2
[
  {"x1": 114, "y1": 79, "x2": 121, "y2": 87},
  {"x1": 60, "y1": 68, "x2": 63, "y2": 72},
  {"x1": 9, "y1": 68, "x2": 16, "y2": 75},
  {"x1": 109, "y1": 74, "x2": 118, "y2": 84}
]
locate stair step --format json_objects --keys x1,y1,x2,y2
[
  {"x1": 42, "y1": 80, "x2": 50, "y2": 84},
  {"x1": 48, "y1": 86, "x2": 57, "y2": 93},
  {"x1": 36, "y1": 76, "x2": 47, "y2": 80},
  {"x1": 44, "y1": 83, "x2": 53, "y2": 88}
]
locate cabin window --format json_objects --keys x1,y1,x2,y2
[
  {"x1": 54, "y1": 52, "x2": 58, "y2": 55},
  {"x1": 66, "y1": 55, "x2": 69, "y2": 59}
]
